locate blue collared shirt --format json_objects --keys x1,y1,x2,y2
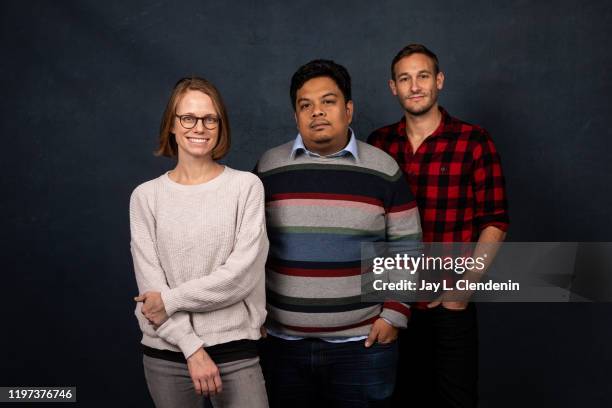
[{"x1": 289, "y1": 128, "x2": 360, "y2": 161}]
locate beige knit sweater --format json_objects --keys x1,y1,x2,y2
[{"x1": 130, "y1": 166, "x2": 268, "y2": 359}]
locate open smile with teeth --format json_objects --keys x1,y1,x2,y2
[{"x1": 187, "y1": 137, "x2": 210, "y2": 144}]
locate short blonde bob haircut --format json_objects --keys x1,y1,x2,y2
[{"x1": 155, "y1": 77, "x2": 231, "y2": 160}]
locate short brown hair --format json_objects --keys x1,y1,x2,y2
[
  {"x1": 155, "y1": 77, "x2": 231, "y2": 159},
  {"x1": 391, "y1": 44, "x2": 440, "y2": 79}
]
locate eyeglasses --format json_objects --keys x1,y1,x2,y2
[{"x1": 175, "y1": 114, "x2": 220, "y2": 130}]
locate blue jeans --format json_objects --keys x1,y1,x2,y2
[{"x1": 259, "y1": 335, "x2": 398, "y2": 408}]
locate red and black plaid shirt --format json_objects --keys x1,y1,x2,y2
[{"x1": 367, "y1": 107, "x2": 509, "y2": 243}]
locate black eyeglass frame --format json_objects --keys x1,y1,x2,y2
[{"x1": 174, "y1": 114, "x2": 220, "y2": 130}]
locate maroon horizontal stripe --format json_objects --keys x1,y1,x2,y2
[
  {"x1": 383, "y1": 301, "x2": 411, "y2": 317},
  {"x1": 269, "y1": 192, "x2": 383, "y2": 207},
  {"x1": 387, "y1": 201, "x2": 417, "y2": 213},
  {"x1": 281, "y1": 316, "x2": 379, "y2": 333},
  {"x1": 269, "y1": 265, "x2": 362, "y2": 277}
]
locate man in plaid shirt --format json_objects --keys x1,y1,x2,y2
[{"x1": 367, "y1": 44, "x2": 509, "y2": 407}]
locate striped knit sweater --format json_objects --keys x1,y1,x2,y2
[{"x1": 256, "y1": 140, "x2": 422, "y2": 338}]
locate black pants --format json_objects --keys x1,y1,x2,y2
[{"x1": 393, "y1": 304, "x2": 478, "y2": 408}]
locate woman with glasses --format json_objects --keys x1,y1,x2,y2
[{"x1": 130, "y1": 77, "x2": 269, "y2": 407}]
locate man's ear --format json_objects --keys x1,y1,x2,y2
[
  {"x1": 436, "y1": 71, "x2": 445, "y2": 91},
  {"x1": 389, "y1": 78, "x2": 398, "y2": 96},
  {"x1": 346, "y1": 100, "x2": 354, "y2": 125}
]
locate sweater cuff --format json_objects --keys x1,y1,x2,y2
[
  {"x1": 177, "y1": 333, "x2": 205, "y2": 360},
  {"x1": 380, "y1": 302, "x2": 411, "y2": 329},
  {"x1": 161, "y1": 287, "x2": 181, "y2": 316},
  {"x1": 155, "y1": 318, "x2": 205, "y2": 359}
]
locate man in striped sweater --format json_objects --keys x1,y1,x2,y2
[{"x1": 255, "y1": 59, "x2": 422, "y2": 407}]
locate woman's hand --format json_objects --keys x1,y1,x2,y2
[
  {"x1": 186, "y1": 348, "x2": 223, "y2": 396},
  {"x1": 134, "y1": 291, "x2": 169, "y2": 327}
]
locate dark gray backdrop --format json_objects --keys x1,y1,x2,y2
[{"x1": 2, "y1": 1, "x2": 611, "y2": 406}]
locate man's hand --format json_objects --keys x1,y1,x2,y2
[
  {"x1": 134, "y1": 291, "x2": 169, "y2": 327},
  {"x1": 427, "y1": 226, "x2": 506, "y2": 311},
  {"x1": 427, "y1": 295, "x2": 468, "y2": 311},
  {"x1": 260, "y1": 326, "x2": 267, "y2": 338},
  {"x1": 427, "y1": 226, "x2": 507, "y2": 311},
  {"x1": 365, "y1": 318, "x2": 398, "y2": 347},
  {"x1": 186, "y1": 348, "x2": 223, "y2": 396}
]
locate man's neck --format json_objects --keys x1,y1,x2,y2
[
  {"x1": 404, "y1": 105, "x2": 442, "y2": 141},
  {"x1": 303, "y1": 130, "x2": 351, "y2": 156}
]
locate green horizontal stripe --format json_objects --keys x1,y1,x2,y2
[
  {"x1": 388, "y1": 232, "x2": 423, "y2": 241},
  {"x1": 267, "y1": 290, "x2": 364, "y2": 306},
  {"x1": 259, "y1": 163, "x2": 401, "y2": 182},
  {"x1": 269, "y1": 226, "x2": 386, "y2": 236}
]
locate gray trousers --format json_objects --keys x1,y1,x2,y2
[{"x1": 143, "y1": 355, "x2": 269, "y2": 408}]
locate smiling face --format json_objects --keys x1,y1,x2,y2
[
  {"x1": 294, "y1": 76, "x2": 354, "y2": 156},
  {"x1": 390, "y1": 53, "x2": 445, "y2": 116},
  {"x1": 171, "y1": 90, "x2": 219, "y2": 160}
]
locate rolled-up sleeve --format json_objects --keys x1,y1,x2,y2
[{"x1": 472, "y1": 132, "x2": 509, "y2": 232}]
